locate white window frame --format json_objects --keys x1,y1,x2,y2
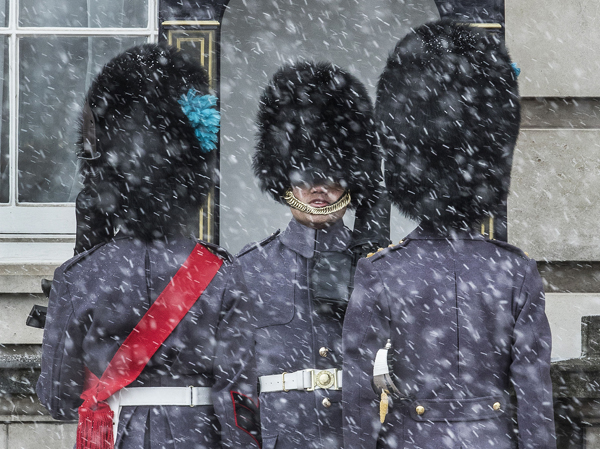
[{"x1": 0, "y1": 0, "x2": 158, "y2": 263}]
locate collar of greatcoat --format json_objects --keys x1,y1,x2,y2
[
  {"x1": 279, "y1": 217, "x2": 351, "y2": 258},
  {"x1": 406, "y1": 223, "x2": 486, "y2": 241}
]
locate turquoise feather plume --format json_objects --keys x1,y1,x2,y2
[{"x1": 178, "y1": 89, "x2": 220, "y2": 152}]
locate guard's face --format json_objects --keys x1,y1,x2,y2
[{"x1": 290, "y1": 182, "x2": 347, "y2": 229}]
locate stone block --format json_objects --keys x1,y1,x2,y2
[
  {"x1": 506, "y1": 0, "x2": 600, "y2": 97},
  {"x1": 0, "y1": 242, "x2": 73, "y2": 265},
  {"x1": 539, "y1": 262, "x2": 600, "y2": 293},
  {"x1": 521, "y1": 98, "x2": 600, "y2": 130},
  {"x1": 0, "y1": 265, "x2": 56, "y2": 294},
  {"x1": 508, "y1": 129, "x2": 600, "y2": 261},
  {"x1": 582, "y1": 316, "x2": 600, "y2": 357},
  {"x1": 585, "y1": 426, "x2": 600, "y2": 449},
  {"x1": 0, "y1": 295, "x2": 46, "y2": 345},
  {"x1": 8, "y1": 422, "x2": 76, "y2": 449},
  {"x1": 546, "y1": 294, "x2": 600, "y2": 361}
]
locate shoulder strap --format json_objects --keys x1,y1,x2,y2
[
  {"x1": 80, "y1": 243, "x2": 223, "y2": 407},
  {"x1": 236, "y1": 230, "x2": 280, "y2": 258}
]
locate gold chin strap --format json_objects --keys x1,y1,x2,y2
[{"x1": 283, "y1": 189, "x2": 351, "y2": 215}]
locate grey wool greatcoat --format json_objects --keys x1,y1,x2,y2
[
  {"x1": 238, "y1": 218, "x2": 351, "y2": 449},
  {"x1": 37, "y1": 235, "x2": 259, "y2": 449},
  {"x1": 342, "y1": 226, "x2": 556, "y2": 449}
]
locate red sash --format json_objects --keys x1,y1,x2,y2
[{"x1": 76, "y1": 244, "x2": 223, "y2": 449}]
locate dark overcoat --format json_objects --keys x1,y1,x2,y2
[
  {"x1": 342, "y1": 226, "x2": 556, "y2": 449},
  {"x1": 37, "y1": 235, "x2": 259, "y2": 449},
  {"x1": 238, "y1": 218, "x2": 351, "y2": 449}
]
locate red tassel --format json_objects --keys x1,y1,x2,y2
[{"x1": 76, "y1": 401, "x2": 114, "y2": 449}]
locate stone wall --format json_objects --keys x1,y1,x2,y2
[
  {"x1": 0, "y1": 266, "x2": 76, "y2": 449},
  {"x1": 506, "y1": 0, "x2": 600, "y2": 262},
  {"x1": 506, "y1": 1, "x2": 600, "y2": 445},
  {"x1": 509, "y1": 104, "x2": 600, "y2": 262}
]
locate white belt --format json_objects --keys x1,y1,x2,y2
[
  {"x1": 260, "y1": 368, "x2": 342, "y2": 393},
  {"x1": 107, "y1": 386, "x2": 212, "y2": 442}
]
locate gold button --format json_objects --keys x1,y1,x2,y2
[
  {"x1": 319, "y1": 347, "x2": 329, "y2": 357},
  {"x1": 377, "y1": 248, "x2": 384, "y2": 252},
  {"x1": 367, "y1": 252, "x2": 375, "y2": 258},
  {"x1": 493, "y1": 402, "x2": 501, "y2": 411},
  {"x1": 415, "y1": 405, "x2": 425, "y2": 415},
  {"x1": 322, "y1": 398, "x2": 332, "y2": 408}
]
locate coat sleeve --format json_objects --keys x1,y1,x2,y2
[
  {"x1": 211, "y1": 260, "x2": 260, "y2": 448},
  {"x1": 510, "y1": 259, "x2": 557, "y2": 449},
  {"x1": 342, "y1": 258, "x2": 390, "y2": 449},
  {"x1": 36, "y1": 265, "x2": 86, "y2": 420}
]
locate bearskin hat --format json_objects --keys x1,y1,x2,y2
[
  {"x1": 253, "y1": 61, "x2": 380, "y2": 207},
  {"x1": 79, "y1": 43, "x2": 215, "y2": 240},
  {"x1": 377, "y1": 20, "x2": 520, "y2": 229}
]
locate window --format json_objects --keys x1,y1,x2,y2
[{"x1": 0, "y1": 0, "x2": 157, "y2": 262}]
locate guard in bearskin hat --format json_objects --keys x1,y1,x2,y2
[
  {"x1": 237, "y1": 61, "x2": 382, "y2": 449},
  {"x1": 37, "y1": 44, "x2": 260, "y2": 449},
  {"x1": 342, "y1": 20, "x2": 556, "y2": 449}
]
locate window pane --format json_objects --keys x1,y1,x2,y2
[
  {"x1": 19, "y1": 0, "x2": 148, "y2": 28},
  {"x1": 0, "y1": 0, "x2": 7, "y2": 28},
  {"x1": 0, "y1": 37, "x2": 7, "y2": 203},
  {"x1": 18, "y1": 36, "x2": 146, "y2": 203}
]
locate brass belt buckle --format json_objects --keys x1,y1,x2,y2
[{"x1": 315, "y1": 369, "x2": 336, "y2": 390}]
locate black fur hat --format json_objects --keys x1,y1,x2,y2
[
  {"x1": 253, "y1": 61, "x2": 380, "y2": 207},
  {"x1": 79, "y1": 43, "x2": 214, "y2": 240},
  {"x1": 377, "y1": 20, "x2": 520, "y2": 229}
]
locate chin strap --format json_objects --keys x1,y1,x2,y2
[{"x1": 283, "y1": 189, "x2": 351, "y2": 215}]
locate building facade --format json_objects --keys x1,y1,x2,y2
[{"x1": 0, "y1": 0, "x2": 598, "y2": 447}]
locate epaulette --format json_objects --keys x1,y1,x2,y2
[
  {"x1": 198, "y1": 240, "x2": 235, "y2": 264},
  {"x1": 236, "y1": 230, "x2": 281, "y2": 258},
  {"x1": 366, "y1": 239, "x2": 410, "y2": 262},
  {"x1": 486, "y1": 239, "x2": 530, "y2": 259},
  {"x1": 62, "y1": 241, "x2": 105, "y2": 272}
]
